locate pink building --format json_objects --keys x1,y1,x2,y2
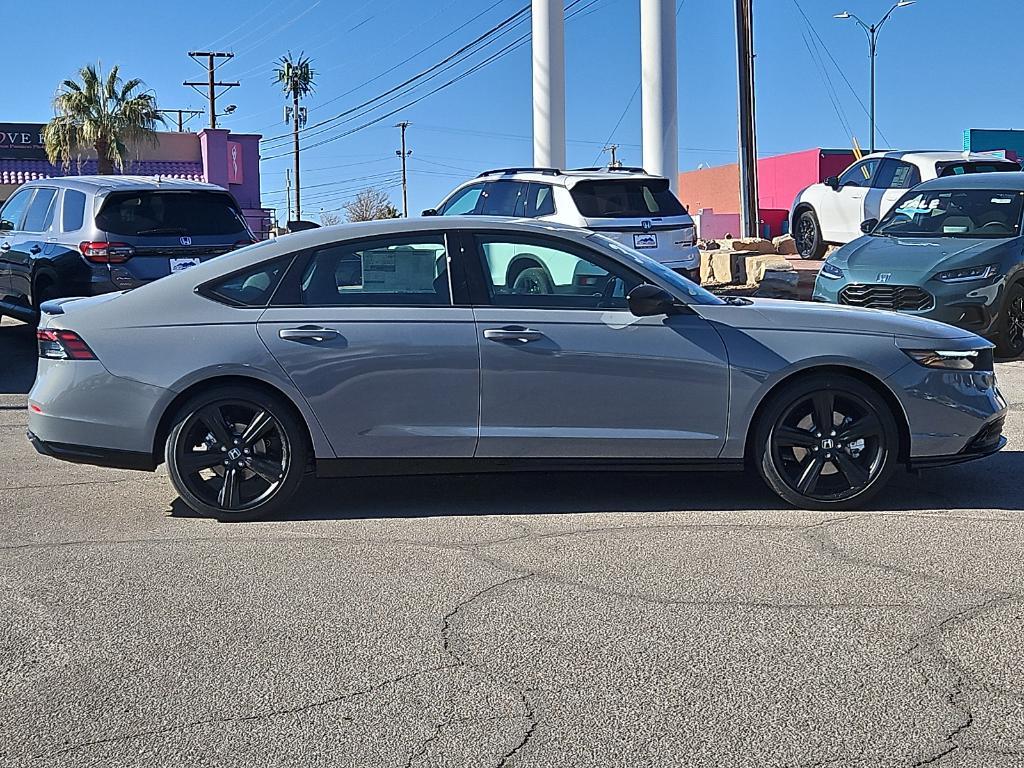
[{"x1": 678, "y1": 148, "x2": 856, "y2": 239}]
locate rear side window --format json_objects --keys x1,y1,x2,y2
[
  {"x1": 298, "y1": 235, "x2": 450, "y2": 306},
  {"x1": 62, "y1": 190, "x2": 87, "y2": 232},
  {"x1": 479, "y1": 181, "x2": 526, "y2": 216},
  {"x1": 872, "y1": 159, "x2": 920, "y2": 190},
  {"x1": 570, "y1": 179, "x2": 686, "y2": 218},
  {"x1": 96, "y1": 191, "x2": 247, "y2": 236},
  {"x1": 0, "y1": 188, "x2": 33, "y2": 231},
  {"x1": 205, "y1": 254, "x2": 291, "y2": 307},
  {"x1": 525, "y1": 183, "x2": 556, "y2": 217},
  {"x1": 23, "y1": 188, "x2": 57, "y2": 232}
]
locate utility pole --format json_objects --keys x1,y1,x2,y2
[
  {"x1": 292, "y1": 89, "x2": 301, "y2": 219},
  {"x1": 735, "y1": 0, "x2": 760, "y2": 238},
  {"x1": 640, "y1": 0, "x2": 679, "y2": 192},
  {"x1": 532, "y1": 0, "x2": 566, "y2": 169},
  {"x1": 285, "y1": 169, "x2": 293, "y2": 224},
  {"x1": 183, "y1": 51, "x2": 239, "y2": 129},
  {"x1": 395, "y1": 121, "x2": 412, "y2": 217},
  {"x1": 602, "y1": 144, "x2": 621, "y2": 168},
  {"x1": 159, "y1": 108, "x2": 204, "y2": 132}
]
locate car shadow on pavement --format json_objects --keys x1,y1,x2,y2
[
  {"x1": 0, "y1": 319, "x2": 37, "y2": 397},
  {"x1": 169, "y1": 450, "x2": 1024, "y2": 521}
]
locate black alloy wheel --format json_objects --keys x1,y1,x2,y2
[
  {"x1": 756, "y1": 375, "x2": 898, "y2": 509},
  {"x1": 166, "y1": 386, "x2": 307, "y2": 521},
  {"x1": 995, "y1": 283, "x2": 1024, "y2": 359},
  {"x1": 795, "y1": 209, "x2": 826, "y2": 260}
]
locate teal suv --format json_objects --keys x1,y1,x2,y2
[{"x1": 813, "y1": 173, "x2": 1024, "y2": 357}]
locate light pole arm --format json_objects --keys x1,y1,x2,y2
[{"x1": 875, "y1": 1, "x2": 904, "y2": 33}]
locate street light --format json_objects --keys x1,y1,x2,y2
[{"x1": 834, "y1": 0, "x2": 915, "y2": 152}]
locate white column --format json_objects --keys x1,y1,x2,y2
[
  {"x1": 640, "y1": 0, "x2": 679, "y2": 192},
  {"x1": 532, "y1": 0, "x2": 566, "y2": 169}
]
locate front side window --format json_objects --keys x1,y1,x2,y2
[
  {"x1": 872, "y1": 159, "x2": 920, "y2": 190},
  {"x1": 96, "y1": 191, "x2": 248, "y2": 236},
  {"x1": 475, "y1": 235, "x2": 643, "y2": 310},
  {"x1": 875, "y1": 189, "x2": 1024, "y2": 239},
  {"x1": 205, "y1": 253, "x2": 291, "y2": 307},
  {"x1": 479, "y1": 181, "x2": 526, "y2": 217},
  {"x1": 0, "y1": 188, "x2": 33, "y2": 232},
  {"x1": 23, "y1": 188, "x2": 57, "y2": 232},
  {"x1": 838, "y1": 159, "x2": 880, "y2": 188},
  {"x1": 570, "y1": 178, "x2": 686, "y2": 218},
  {"x1": 299, "y1": 235, "x2": 450, "y2": 306},
  {"x1": 62, "y1": 190, "x2": 87, "y2": 232},
  {"x1": 440, "y1": 184, "x2": 485, "y2": 215}
]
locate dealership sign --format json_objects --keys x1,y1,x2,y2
[{"x1": 0, "y1": 123, "x2": 47, "y2": 159}]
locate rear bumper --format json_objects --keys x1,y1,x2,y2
[{"x1": 27, "y1": 430, "x2": 156, "y2": 471}]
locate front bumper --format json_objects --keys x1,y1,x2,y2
[{"x1": 908, "y1": 417, "x2": 1006, "y2": 469}]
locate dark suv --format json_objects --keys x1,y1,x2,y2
[{"x1": 0, "y1": 176, "x2": 254, "y2": 323}]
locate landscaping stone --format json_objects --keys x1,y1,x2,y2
[
  {"x1": 745, "y1": 253, "x2": 794, "y2": 284},
  {"x1": 773, "y1": 234, "x2": 798, "y2": 256},
  {"x1": 726, "y1": 237, "x2": 776, "y2": 255},
  {"x1": 698, "y1": 239, "x2": 720, "y2": 251},
  {"x1": 753, "y1": 269, "x2": 800, "y2": 299}
]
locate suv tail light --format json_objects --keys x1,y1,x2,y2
[
  {"x1": 37, "y1": 329, "x2": 97, "y2": 360},
  {"x1": 80, "y1": 241, "x2": 134, "y2": 263}
]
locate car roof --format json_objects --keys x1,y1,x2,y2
[
  {"x1": 914, "y1": 171, "x2": 1024, "y2": 192},
  {"x1": 862, "y1": 150, "x2": 1017, "y2": 166},
  {"x1": 15, "y1": 175, "x2": 228, "y2": 194},
  {"x1": 471, "y1": 166, "x2": 667, "y2": 188}
]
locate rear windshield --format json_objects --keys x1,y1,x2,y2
[
  {"x1": 96, "y1": 191, "x2": 248, "y2": 237},
  {"x1": 874, "y1": 189, "x2": 1024, "y2": 239},
  {"x1": 937, "y1": 161, "x2": 1020, "y2": 177},
  {"x1": 570, "y1": 179, "x2": 686, "y2": 218}
]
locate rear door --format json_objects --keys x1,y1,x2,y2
[
  {"x1": 257, "y1": 230, "x2": 480, "y2": 458},
  {"x1": 94, "y1": 190, "x2": 252, "y2": 283},
  {"x1": 463, "y1": 230, "x2": 729, "y2": 459},
  {"x1": 8, "y1": 186, "x2": 57, "y2": 305}
]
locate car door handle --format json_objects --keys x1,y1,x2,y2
[
  {"x1": 483, "y1": 326, "x2": 544, "y2": 343},
  {"x1": 29, "y1": 245, "x2": 41, "y2": 254},
  {"x1": 278, "y1": 326, "x2": 339, "y2": 342}
]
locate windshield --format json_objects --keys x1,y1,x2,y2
[
  {"x1": 874, "y1": 189, "x2": 1024, "y2": 239},
  {"x1": 96, "y1": 191, "x2": 249, "y2": 237},
  {"x1": 571, "y1": 178, "x2": 687, "y2": 218},
  {"x1": 589, "y1": 233, "x2": 724, "y2": 305}
]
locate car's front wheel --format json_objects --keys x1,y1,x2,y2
[
  {"x1": 795, "y1": 208, "x2": 826, "y2": 260},
  {"x1": 165, "y1": 385, "x2": 308, "y2": 521},
  {"x1": 994, "y1": 282, "x2": 1024, "y2": 359},
  {"x1": 754, "y1": 374, "x2": 899, "y2": 510}
]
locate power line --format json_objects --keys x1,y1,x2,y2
[{"x1": 183, "y1": 52, "x2": 239, "y2": 129}]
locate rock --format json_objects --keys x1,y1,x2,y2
[
  {"x1": 708, "y1": 249, "x2": 753, "y2": 285},
  {"x1": 698, "y1": 239, "x2": 720, "y2": 251},
  {"x1": 731, "y1": 237, "x2": 777, "y2": 255},
  {"x1": 753, "y1": 269, "x2": 800, "y2": 299},
  {"x1": 745, "y1": 254, "x2": 794, "y2": 284},
  {"x1": 773, "y1": 234, "x2": 798, "y2": 256}
]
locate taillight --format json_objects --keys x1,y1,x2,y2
[
  {"x1": 37, "y1": 329, "x2": 97, "y2": 360},
  {"x1": 80, "y1": 241, "x2": 134, "y2": 263}
]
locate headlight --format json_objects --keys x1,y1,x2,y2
[
  {"x1": 904, "y1": 348, "x2": 993, "y2": 371},
  {"x1": 819, "y1": 262, "x2": 844, "y2": 280},
  {"x1": 933, "y1": 264, "x2": 997, "y2": 282}
]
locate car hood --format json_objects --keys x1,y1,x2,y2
[
  {"x1": 700, "y1": 297, "x2": 979, "y2": 342},
  {"x1": 829, "y1": 234, "x2": 1013, "y2": 277}
]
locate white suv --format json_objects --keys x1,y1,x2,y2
[
  {"x1": 790, "y1": 151, "x2": 1020, "y2": 259},
  {"x1": 426, "y1": 166, "x2": 700, "y2": 282}
]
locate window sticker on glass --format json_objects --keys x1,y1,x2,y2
[{"x1": 991, "y1": 196, "x2": 1014, "y2": 205}]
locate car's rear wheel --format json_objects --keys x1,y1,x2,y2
[
  {"x1": 165, "y1": 385, "x2": 308, "y2": 521},
  {"x1": 754, "y1": 374, "x2": 899, "y2": 510},
  {"x1": 795, "y1": 208, "x2": 826, "y2": 260},
  {"x1": 512, "y1": 266, "x2": 554, "y2": 295},
  {"x1": 994, "y1": 282, "x2": 1024, "y2": 359}
]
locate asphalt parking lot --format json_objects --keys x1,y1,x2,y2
[{"x1": 1, "y1": 315, "x2": 1023, "y2": 767}]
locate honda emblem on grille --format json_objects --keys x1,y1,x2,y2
[
  {"x1": 641, "y1": 220, "x2": 652, "y2": 232},
  {"x1": 876, "y1": 272, "x2": 892, "y2": 283},
  {"x1": 180, "y1": 236, "x2": 192, "y2": 246}
]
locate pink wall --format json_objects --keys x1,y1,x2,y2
[{"x1": 756, "y1": 149, "x2": 855, "y2": 210}]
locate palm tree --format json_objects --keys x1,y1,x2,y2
[
  {"x1": 44, "y1": 63, "x2": 163, "y2": 176},
  {"x1": 273, "y1": 52, "x2": 315, "y2": 221}
]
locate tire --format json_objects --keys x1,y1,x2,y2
[
  {"x1": 512, "y1": 266, "x2": 554, "y2": 295},
  {"x1": 794, "y1": 208, "x2": 827, "y2": 260},
  {"x1": 165, "y1": 385, "x2": 308, "y2": 522},
  {"x1": 32, "y1": 280, "x2": 59, "y2": 326},
  {"x1": 754, "y1": 374, "x2": 899, "y2": 510},
  {"x1": 994, "y1": 282, "x2": 1024, "y2": 359}
]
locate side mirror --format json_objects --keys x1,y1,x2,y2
[
  {"x1": 860, "y1": 218, "x2": 878, "y2": 234},
  {"x1": 421, "y1": 208, "x2": 439, "y2": 217},
  {"x1": 825, "y1": 176, "x2": 840, "y2": 191},
  {"x1": 0, "y1": 220, "x2": 13, "y2": 232},
  {"x1": 627, "y1": 284, "x2": 680, "y2": 317}
]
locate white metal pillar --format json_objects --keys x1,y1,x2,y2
[
  {"x1": 532, "y1": 0, "x2": 566, "y2": 169},
  {"x1": 640, "y1": 0, "x2": 679, "y2": 192}
]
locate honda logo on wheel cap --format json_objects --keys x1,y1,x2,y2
[{"x1": 180, "y1": 236, "x2": 192, "y2": 246}]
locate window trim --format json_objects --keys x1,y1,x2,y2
[
  {"x1": 22, "y1": 186, "x2": 58, "y2": 234},
  {"x1": 839, "y1": 159, "x2": 880, "y2": 189},
  {"x1": 0, "y1": 187, "x2": 35, "y2": 232},
  {"x1": 457, "y1": 229, "x2": 650, "y2": 311},
  {"x1": 267, "y1": 230, "x2": 469, "y2": 309}
]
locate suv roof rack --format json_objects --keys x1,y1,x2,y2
[
  {"x1": 476, "y1": 167, "x2": 562, "y2": 178},
  {"x1": 569, "y1": 166, "x2": 650, "y2": 174}
]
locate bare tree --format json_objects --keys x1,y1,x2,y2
[
  {"x1": 344, "y1": 188, "x2": 400, "y2": 222},
  {"x1": 319, "y1": 211, "x2": 341, "y2": 227}
]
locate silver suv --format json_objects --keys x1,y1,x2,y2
[
  {"x1": 0, "y1": 175, "x2": 254, "y2": 323},
  {"x1": 425, "y1": 166, "x2": 700, "y2": 282}
]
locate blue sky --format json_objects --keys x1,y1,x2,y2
[{"x1": 6, "y1": 0, "x2": 1021, "y2": 220}]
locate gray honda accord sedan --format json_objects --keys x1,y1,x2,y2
[{"x1": 27, "y1": 217, "x2": 1006, "y2": 520}]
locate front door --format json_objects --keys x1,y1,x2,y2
[
  {"x1": 257, "y1": 231, "x2": 480, "y2": 458},
  {"x1": 819, "y1": 158, "x2": 880, "y2": 243},
  {"x1": 463, "y1": 231, "x2": 730, "y2": 459}
]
